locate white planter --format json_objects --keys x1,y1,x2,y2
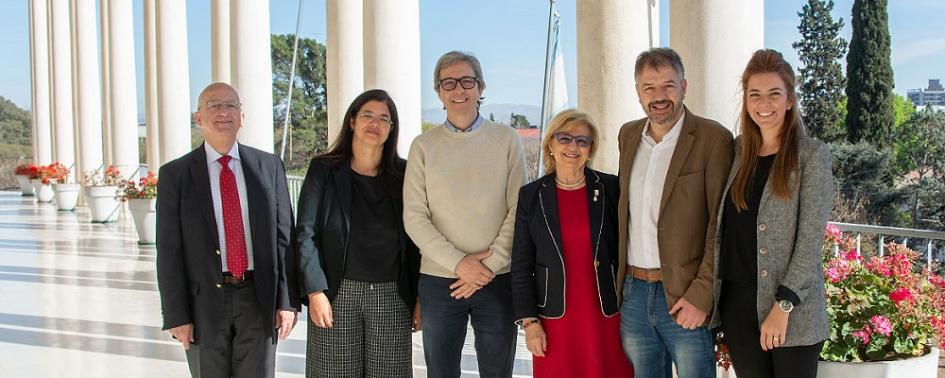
[
  {"x1": 127, "y1": 198, "x2": 156, "y2": 244},
  {"x1": 817, "y1": 347, "x2": 939, "y2": 378},
  {"x1": 85, "y1": 185, "x2": 120, "y2": 223},
  {"x1": 53, "y1": 183, "x2": 81, "y2": 211},
  {"x1": 16, "y1": 175, "x2": 34, "y2": 196},
  {"x1": 32, "y1": 180, "x2": 54, "y2": 203}
]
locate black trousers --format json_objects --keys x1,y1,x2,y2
[
  {"x1": 185, "y1": 279, "x2": 276, "y2": 378},
  {"x1": 718, "y1": 280, "x2": 823, "y2": 378}
]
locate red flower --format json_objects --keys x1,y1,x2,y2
[{"x1": 890, "y1": 287, "x2": 914, "y2": 305}]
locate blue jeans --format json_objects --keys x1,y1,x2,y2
[
  {"x1": 620, "y1": 278, "x2": 714, "y2": 378},
  {"x1": 419, "y1": 273, "x2": 517, "y2": 378}
]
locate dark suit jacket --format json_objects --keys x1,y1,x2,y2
[
  {"x1": 616, "y1": 108, "x2": 734, "y2": 315},
  {"x1": 511, "y1": 168, "x2": 621, "y2": 321},
  {"x1": 294, "y1": 157, "x2": 420, "y2": 311},
  {"x1": 156, "y1": 143, "x2": 300, "y2": 345}
]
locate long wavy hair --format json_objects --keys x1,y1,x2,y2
[
  {"x1": 319, "y1": 89, "x2": 402, "y2": 178},
  {"x1": 731, "y1": 49, "x2": 804, "y2": 211}
]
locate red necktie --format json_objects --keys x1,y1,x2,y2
[{"x1": 219, "y1": 155, "x2": 248, "y2": 278}]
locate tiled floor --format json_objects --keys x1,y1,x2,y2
[{"x1": 0, "y1": 192, "x2": 533, "y2": 377}]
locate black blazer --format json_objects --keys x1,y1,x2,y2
[
  {"x1": 511, "y1": 168, "x2": 621, "y2": 321},
  {"x1": 156, "y1": 144, "x2": 300, "y2": 345},
  {"x1": 294, "y1": 157, "x2": 420, "y2": 311}
]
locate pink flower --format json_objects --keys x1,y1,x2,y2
[
  {"x1": 826, "y1": 267, "x2": 843, "y2": 283},
  {"x1": 825, "y1": 224, "x2": 843, "y2": 245},
  {"x1": 852, "y1": 326, "x2": 872, "y2": 344},
  {"x1": 890, "y1": 287, "x2": 914, "y2": 305},
  {"x1": 870, "y1": 316, "x2": 893, "y2": 336},
  {"x1": 866, "y1": 257, "x2": 892, "y2": 277},
  {"x1": 842, "y1": 249, "x2": 862, "y2": 262}
]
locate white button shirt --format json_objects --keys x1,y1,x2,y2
[
  {"x1": 627, "y1": 114, "x2": 685, "y2": 269},
  {"x1": 205, "y1": 142, "x2": 255, "y2": 272}
]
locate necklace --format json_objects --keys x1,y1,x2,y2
[{"x1": 555, "y1": 176, "x2": 586, "y2": 189}]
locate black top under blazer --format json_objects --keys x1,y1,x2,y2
[
  {"x1": 294, "y1": 157, "x2": 420, "y2": 311},
  {"x1": 511, "y1": 168, "x2": 621, "y2": 321}
]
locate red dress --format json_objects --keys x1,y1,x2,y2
[{"x1": 532, "y1": 186, "x2": 634, "y2": 378}]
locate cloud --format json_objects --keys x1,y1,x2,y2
[{"x1": 893, "y1": 37, "x2": 945, "y2": 65}]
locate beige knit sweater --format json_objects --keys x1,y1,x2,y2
[{"x1": 403, "y1": 120, "x2": 527, "y2": 278}]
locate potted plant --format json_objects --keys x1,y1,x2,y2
[
  {"x1": 31, "y1": 164, "x2": 58, "y2": 203},
  {"x1": 14, "y1": 164, "x2": 36, "y2": 196},
  {"x1": 119, "y1": 171, "x2": 158, "y2": 244},
  {"x1": 82, "y1": 165, "x2": 122, "y2": 223},
  {"x1": 817, "y1": 224, "x2": 944, "y2": 377},
  {"x1": 46, "y1": 163, "x2": 80, "y2": 211}
]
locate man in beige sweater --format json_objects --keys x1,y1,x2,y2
[{"x1": 404, "y1": 50, "x2": 526, "y2": 377}]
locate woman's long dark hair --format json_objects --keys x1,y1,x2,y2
[{"x1": 319, "y1": 89, "x2": 402, "y2": 178}]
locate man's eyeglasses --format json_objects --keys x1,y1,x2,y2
[
  {"x1": 438, "y1": 76, "x2": 480, "y2": 91},
  {"x1": 553, "y1": 132, "x2": 592, "y2": 148},
  {"x1": 358, "y1": 112, "x2": 393, "y2": 127},
  {"x1": 203, "y1": 100, "x2": 242, "y2": 112}
]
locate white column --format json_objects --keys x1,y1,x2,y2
[
  {"x1": 326, "y1": 0, "x2": 363, "y2": 147},
  {"x1": 28, "y1": 0, "x2": 52, "y2": 165},
  {"x1": 99, "y1": 0, "x2": 112, "y2": 164},
  {"x1": 577, "y1": 0, "x2": 652, "y2": 173},
  {"x1": 49, "y1": 0, "x2": 75, "y2": 180},
  {"x1": 144, "y1": 0, "x2": 160, "y2": 170},
  {"x1": 156, "y1": 0, "x2": 191, "y2": 165},
  {"x1": 670, "y1": 0, "x2": 764, "y2": 131},
  {"x1": 70, "y1": 2, "x2": 82, "y2": 177},
  {"x1": 108, "y1": 0, "x2": 140, "y2": 178},
  {"x1": 211, "y1": 0, "x2": 230, "y2": 83},
  {"x1": 363, "y1": 0, "x2": 421, "y2": 157},
  {"x1": 230, "y1": 0, "x2": 274, "y2": 153},
  {"x1": 73, "y1": 0, "x2": 104, "y2": 177}
]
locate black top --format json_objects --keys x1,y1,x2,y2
[
  {"x1": 344, "y1": 169, "x2": 401, "y2": 282},
  {"x1": 719, "y1": 154, "x2": 800, "y2": 306}
]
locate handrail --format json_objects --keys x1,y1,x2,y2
[{"x1": 828, "y1": 221, "x2": 945, "y2": 267}]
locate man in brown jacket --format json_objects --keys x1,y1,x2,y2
[{"x1": 616, "y1": 48, "x2": 734, "y2": 378}]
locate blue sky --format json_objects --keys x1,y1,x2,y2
[{"x1": 0, "y1": 0, "x2": 942, "y2": 115}]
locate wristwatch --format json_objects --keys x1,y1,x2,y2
[{"x1": 778, "y1": 300, "x2": 794, "y2": 313}]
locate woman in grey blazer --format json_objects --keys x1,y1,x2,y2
[{"x1": 712, "y1": 49, "x2": 833, "y2": 378}]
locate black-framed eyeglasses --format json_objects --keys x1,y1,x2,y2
[
  {"x1": 438, "y1": 76, "x2": 480, "y2": 91},
  {"x1": 358, "y1": 112, "x2": 393, "y2": 127},
  {"x1": 553, "y1": 132, "x2": 592, "y2": 148}
]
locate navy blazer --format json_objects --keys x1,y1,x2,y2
[
  {"x1": 511, "y1": 168, "x2": 621, "y2": 321},
  {"x1": 156, "y1": 144, "x2": 300, "y2": 345}
]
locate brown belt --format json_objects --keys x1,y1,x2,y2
[
  {"x1": 223, "y1": 271, "x2": 254, "y2": 285},
  {"x1": 627, "y1": 265, "x2": 662, "y2": 282}
]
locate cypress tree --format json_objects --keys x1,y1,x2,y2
[
  {"x1": 792, "y1": 0, "x2": 846, "y2": 142},
  {"x1": 844, "y1": 0, "x2": 895, "y2": 145}
]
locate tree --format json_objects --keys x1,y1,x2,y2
[
  {"x1": 830, "y1": 142, "x2": 904, "y2": 226},
  {"x1": 844, "y1": 0, "x2": 894, "y2": 145},
  {"x1": 510, "y1": 113, "x2": 531, "y2": 129},
  {"x1": 891, "y1": 108, "x2": 945, "y2": 229},
  {"x1": 792, "y1": 0, "x2": 846, "y2": 142},
  {"x1": 271, "y1": 34, "x2": 328, "y2": 171},
  {"x1": 489, "y1": 113, "x2": 496, "y2": 122}
]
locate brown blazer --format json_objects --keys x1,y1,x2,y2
[{"x1": 615, "y1": 107, "x2": 734, "y2": 315}]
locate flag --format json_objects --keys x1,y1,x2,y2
[{"x1": 541, "y1": 11, "x2": 568, "y2": 128}]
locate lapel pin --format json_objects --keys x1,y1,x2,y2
[{"x1": 593, "y1": 189, "x2": 599, "y2": 202}]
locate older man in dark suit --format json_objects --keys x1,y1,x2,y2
[{"x1": 156, "y1": 82, "x2": 300, "y2": 378}]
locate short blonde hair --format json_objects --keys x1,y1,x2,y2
[{"x1": 541, "y1": 109, "x2": 600, "y2": 174}]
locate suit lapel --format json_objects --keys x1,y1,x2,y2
[
  {"x1": 238, "y1": 145, "x2": 265, "y2": 256},
  {"x1": 659, "y1": 110, "x2": 696, "y2": 215},
  {"x1": 190, "y1": 146, "x2": 220, "y2": 248},
  {"x1": 539, "y1": 176, "x2": 565, "y2": 260},
  {"x1": 619, "y1": 122, "x2": 644, "y2": 217},
  {"x1": 333, "y1": 160, "x2": 353, "y2": 237},
  {"x1": 585, "y1": 169, "x2": 603, "y2": 259}
]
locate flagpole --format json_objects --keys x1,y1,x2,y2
[{"x1": 538, "y1": 0, "x2": 557, "y2": 178}]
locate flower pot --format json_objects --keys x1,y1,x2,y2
[
  {"x1": 32, "y1": 180, "x2": 54, "y2": 203},
  {"x1": 817, "y1": 347, "x2": 939, "y2": 378},
  {"x1": 127, "y1": 198, "x2": 156, "y2": 244},
  {"x1": 16, "y1": 175, "x2": 34, "y2": 196},
  {"x1": 85, "y1": 185, "x2": 120, "y2": 223},
  {"x1": 53, "y1": 183, "x2": 81, "y2": 211}
]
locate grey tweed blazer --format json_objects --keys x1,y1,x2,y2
[{"x1": 710, "y1": 133, "x2": 833, "y2": 348}]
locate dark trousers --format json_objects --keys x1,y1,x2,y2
[
  {"x1": 185, "y1": 280, "x2": 276, "y2": 378},
  {"x1": 418, "y1": 273, "x2": 517, "y2": 378},
  {"x1": 719, "y1": 280, "x2": 823, "y2": 378}
]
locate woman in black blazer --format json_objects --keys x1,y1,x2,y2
[
  {"x1": 294, "y1": 89, "x2": 420, "y2": 377},
  {"x1": 511, "y1": 109, "x2": 633, "y2": 377}
]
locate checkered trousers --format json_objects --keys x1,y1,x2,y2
[{"x1": 306, "y1": 279, "x2": 412, "y2": 377}]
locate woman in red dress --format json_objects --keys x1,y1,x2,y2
[{"x1": 511, "y1": 109, "x2": 634, "y2": 377}]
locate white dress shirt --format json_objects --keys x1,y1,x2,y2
[
  {"x1": 205, "y1": 142, "x2": 255, "y2": 272},
  {"x1": 627, "y1": 114, "x2": 685, "y2": 269}
]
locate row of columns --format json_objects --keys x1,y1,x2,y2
[{"x1": 28, "y1": 1, "x2": 278, "y2": 182}]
